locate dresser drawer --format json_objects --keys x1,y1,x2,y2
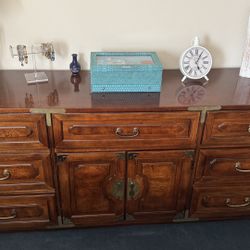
[
  {"x1": 53, "y1": 112, "x2": 200, "y2": 150},
  {"x1": 203, "y1": 111, "x2": 250, "y2": 146},
  {"x1": 0, "y1": 113, "x2": 48, "y2": 150},
  {"x1": 0, "y1": 194, "x2": 57, "y2": 230},
  {"x1": 0, "y1": 153, "x2": 53, "y2": 193},
  {"x1": 195, "y1": 148, "x2": 250, "y2": 184},
  {"x1": 190, "y1": 186, "x2": 250, "y2": 219}
]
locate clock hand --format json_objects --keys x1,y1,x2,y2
[{"x1": 195, "y1": 51, "x2": 204, "y2": 63}]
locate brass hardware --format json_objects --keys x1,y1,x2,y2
[
  {"x1": 125, "y1": 213, "x2": 135, "y2": 221},
  {"x1": 0, "y1": 169, "x2": 11, "y2": 181},
  {"x1": 56, "y1": 155, "x2": 68, "y2": 162},
  {"x1": 173, "y1": 210, "x2": 199, "y2": 222},
  {"x1": 188, "y1": 105, "x2": 222, "y2": 123},
  {"x1": 173, "y1": 210, "x2": 185, "y2": 220},
  {"x1": 127, "y1": 153, "x2": 138, "y2": 160},
  {"x1": 116, "y1": 215, "x2": 124, "y2": 222},
  {"x1": 116, "y1": 153, "x2": 126, "y2": 160},
  {"x1": 62, "y1": 216, "x2": 73, "y2": 225},
  {"x1": 225, "y1": 197, "x2": 250, "y2": 208},
  {"x1": 112, "y1": 180, "x2": 125, "y2": 200},
  {"x1": 30, "y1": 108, "x2": 65, "y2": 126},
  {"x1": 184, "y1": 150, "x2": 195, "y2": 158},
  {"x1": 209, "y1": 159, "x2": 217, "y2": 167},
  {"x1": 127, "y1": 179, "x2": 140, "y2": 200},
  {"x1": 0, "y1": 209, "x2": 17, "y2": 220},
  {"x1": 248, "y1": 125, "x2": 250, "y2": 133},
  {"x1": 235, "y1": 162, "x2": 250, "y2": 173},
  {"x1": 115, "y1": 127, "x2": 140, "y2": 138}
]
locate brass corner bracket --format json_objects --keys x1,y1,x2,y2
[
  {"x1": 30, "y1": 108, "x2": 65, "y2": 126},
  {"x1": 188, "y1": 105, "x2": 222, "y2": 123}
]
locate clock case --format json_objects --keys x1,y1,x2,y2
[{"x1": 179, "y1": 37, "x2": 212, "y2": 83}]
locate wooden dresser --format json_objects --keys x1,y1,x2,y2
[{"x1": 0, "y1": 68, "x2": 250, "y2": 230}]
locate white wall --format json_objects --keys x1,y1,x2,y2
[{"x1": 0, "y1": 0, "x2": 250, "y2": 70}]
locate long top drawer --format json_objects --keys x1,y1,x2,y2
[{"x1": 53, "y1": 112, "x2": 200, "y2": 151}]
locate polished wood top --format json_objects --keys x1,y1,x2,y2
[{"x1": 0, "y1": 68, "x2": 249, "y2": 112}]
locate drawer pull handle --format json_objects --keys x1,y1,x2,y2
[
  {"x1": 248, "y1": 125, "x2": 250, "y2": 133},
  {"x1": 115, "y1": 128, "x2": 139, "y2": 138},
  {"x1": 0, "y1": 209, "x2": 17, "y2": 220},
  {"x1": 235, "y1": 162, "x2": 250, "y2": 173},
  {"x1": 0, "y1": 169, "x2": 11, "y2": 181},
  {"x1": 225, "y1": 197, "x2": 250, "y2": 208}
]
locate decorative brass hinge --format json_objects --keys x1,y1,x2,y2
[
  {"x1": 173, "y1": 210, "x2": 199, "y2": 222},
  {"x1": 62, "y1": 216, "x2": 74, "y2": 225},
  {"x1": 116, "y1": 214, "x2": 124, "y2": 222},
  {"x1": 30, "y1": 108, "x2": 65, "y2": 126},
  {"x1": 125, "y1": 213, "x2": 135, "y2": 221},
  {"x1": 128, "y1": 153, "x2": 138, "y2": 160},
  {"x1": 56, "y1": 154, "x2": 68, "y2": 162},
  {"x1": 185, "y1": 150, "x2": 195, "y2": 158},
  {"x1": 188, "y1": 105, "x2": 222, "y2": 124},
  {"x1": 116, "y1": 153, "x2": 126, "y2": 160}
]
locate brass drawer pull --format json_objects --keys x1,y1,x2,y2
[
  {"x1": 0, "y1": 209, "x2": 17, "y2": 220},
  {"x1": 0, "y1": 169, "x2": 11, "y2": 181},
  {"x1": 248, "y1": 125, "x2": 250, "y2": 133},
  {"x1": 235, "y1": 162, "x2": 250, "y2": 173},
  {"x1": 115, "y1": 128, "x2": 140, "y2": 138},
  {"x1": 225, "y1": 197, "x2": 250, "y2": 208}
]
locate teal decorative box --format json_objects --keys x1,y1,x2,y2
[{"x1": 90, "y1": 52, "x2": 163, "y2": 92}]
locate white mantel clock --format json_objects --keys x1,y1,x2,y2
[{"x1": 179, "y1": 37, "x2": 212, "y2": 83}]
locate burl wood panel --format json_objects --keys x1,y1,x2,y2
[
  {"x1": 0, "y1": 113, "x2": 48, "y2": 151},
  {"x1": 58, "y1": 152, "x2": 126, "y2": 226},
  {"x1": 0, "y1": 153, "x2": 54, "y2": 193},
  {"x1": 195, "y1": 148, "x2": 250, "y2": 185},
  {"x1": 126, "y1": 150, "x2": 193, "y2": 222},
  {"x1": 190, "y1": 186, "x2": 250, "y2": 219},
  {"x1": 203, "y1": 111, "x2": 250, "y2": 146},
  {"x1": 0, "y1": 194, "x2": 57, "y2": 230},
  {"x1": 53, "y1": 112, "x2": 200, "y2": 151}
]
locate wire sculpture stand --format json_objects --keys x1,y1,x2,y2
[{"x1": 10, "y1": 43, "x2": 55, "y2": 84}]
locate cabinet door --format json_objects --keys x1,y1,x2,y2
[
  {"x1": 58, "y1": 152, "x2": 126, "y2": 226},
  {"x1": 126, "y1": 150, "x2": 193, "y2": 222}
]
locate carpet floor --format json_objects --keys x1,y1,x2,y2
[{"x1": 0, "y1": 219, "x2": 250, "y2": 250}]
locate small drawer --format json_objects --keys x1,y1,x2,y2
[
  {"x1": 53, "y1": 112, "x2": 199, "y2": 150},
  {"x1": 0, "y1": 113, "x2": 48, "y2": 150},
  {"x1": 0, "y1": 153, "x2": 53, "y2": 194},
  {"x1": 0, "y1": 194, "x2": 57, "y2": 230},
  {"x1": 203, "y1": 111, "x2": 250, "y2": 146},
  {"x1": 190, "y1": 186, "x2": 250, "y2": 219},
  {"x1": 195, "y1": 148, "x2": 250, "y2": 184}
]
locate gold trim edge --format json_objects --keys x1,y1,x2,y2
[
  {"x1": 30, "y1": 108, "x2": 66, "y2": 126},
  {"x1": 188, "y1": 105, "x2": 222, "y2": 124}
]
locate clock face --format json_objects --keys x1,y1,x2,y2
[{"x1": 180, "y1": 46, "x2": 212, "y2": 79}]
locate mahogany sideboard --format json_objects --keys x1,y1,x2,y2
[{"x1": 1, "y1": 68, "x2": 250, "y2": 231}]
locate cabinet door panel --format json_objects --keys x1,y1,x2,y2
[
  {"x1": 126, "y1": 150, "x2": 193, "y2": 222},
  {"x1": 58, "y1": 152, "x2": 126, "y2": 226}
]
